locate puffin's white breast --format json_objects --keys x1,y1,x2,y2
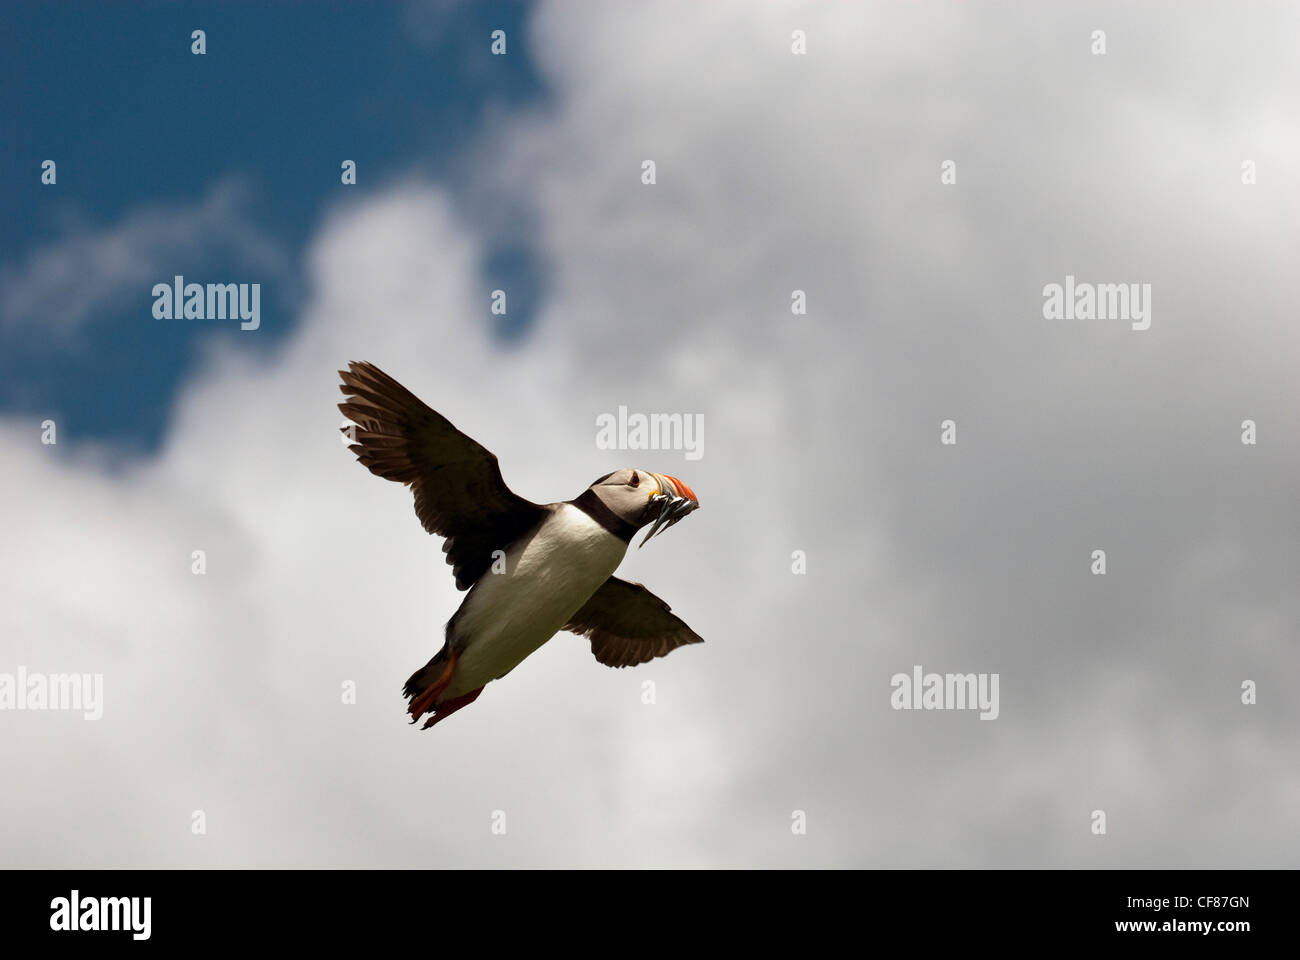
[{"x1": 441, "y1": 504, "x2": 628, "y2": 699}]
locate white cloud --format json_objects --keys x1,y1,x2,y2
[
  {"x1": 1, "y1": 179, "x2": 288, "y2": 336},
  {"x1": 2, "y1": 1, "x2": 1298, "y2": 866}
]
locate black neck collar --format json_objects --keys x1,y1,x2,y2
[{"x1": 571, "y1": 488, "x2": 638, "y2": 543}]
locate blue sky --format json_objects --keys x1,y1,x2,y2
[
  {"x1": 2, "y1": 1, "x2": 546, "y2": 453},
  {"x1": 4, "y1": 2, "x2": 1298, "y2": 869}
]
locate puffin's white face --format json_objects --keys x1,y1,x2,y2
[{"x1": 590, "y1": 468, "x2": 700, "y2": 546}]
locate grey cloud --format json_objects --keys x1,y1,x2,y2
[{"x1": 1, "y1": 2, "x2": 1296, "y2": 867}]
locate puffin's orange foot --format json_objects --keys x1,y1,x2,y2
[
  {"x1": 421, "y1": 686, "x2": 484, "y2": 730},
  {"x1": 407, "y1": 647, "x2": 459, "y2": 723}
]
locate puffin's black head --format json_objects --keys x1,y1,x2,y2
[{"x1": 588, "y1": 468, "x2": 700, "y2": 547}]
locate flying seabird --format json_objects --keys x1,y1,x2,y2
[{"x1": 338, "y1": 361, "x2": 703, "y2": 729}]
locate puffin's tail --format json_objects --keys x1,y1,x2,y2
[{"x1": 402, "y1": 646, "x2": 484, "y2": 730}]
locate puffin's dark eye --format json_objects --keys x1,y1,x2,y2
[{"x1": 629, "y1": 471, "x2": 640, "y2": 488}]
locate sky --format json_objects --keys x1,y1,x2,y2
[{"x1": 2, "y1": 1, "x2": 1297, "y2": 868}]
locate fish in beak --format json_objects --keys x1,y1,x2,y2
[{"x1": 639, "y1": 473, "x2": 700, "y2": 547}]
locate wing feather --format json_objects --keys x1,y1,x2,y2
[
  {"x1": 564, "y1": 577, "x2": 703, "y2": 668},
  {"x1": 338, "y1": 361, "x2": 545, "y2": 590}
]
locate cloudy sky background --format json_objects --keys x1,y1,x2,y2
[{"x1": 2, "y1": 1, "x2": 1297, "y2": 867}]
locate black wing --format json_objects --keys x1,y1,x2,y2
[
  {"x1": 338, "y1": 361, "x2": 546, "y2": 589},
  {"x1": 564, "y1": 577, "x2": 703, "y2": 667}
]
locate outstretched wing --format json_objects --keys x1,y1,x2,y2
[
  {"x1": 564, "y1": 577, "x2": 703, "y2": 668},
  {"x1": 338, "y1": 361, "x2": 546, "y2": 590}
]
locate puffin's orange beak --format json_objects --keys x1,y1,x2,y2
[
  {"x1": 656, "y1": 474, "x2": 698, "y2": 504},
  {"x1": 640, "y1": 473, "x2": 700, "y2": 547}
]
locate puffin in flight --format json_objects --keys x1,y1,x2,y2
[{"x1": 338, "y1": 361, "x2": 703, "y2": 729}]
